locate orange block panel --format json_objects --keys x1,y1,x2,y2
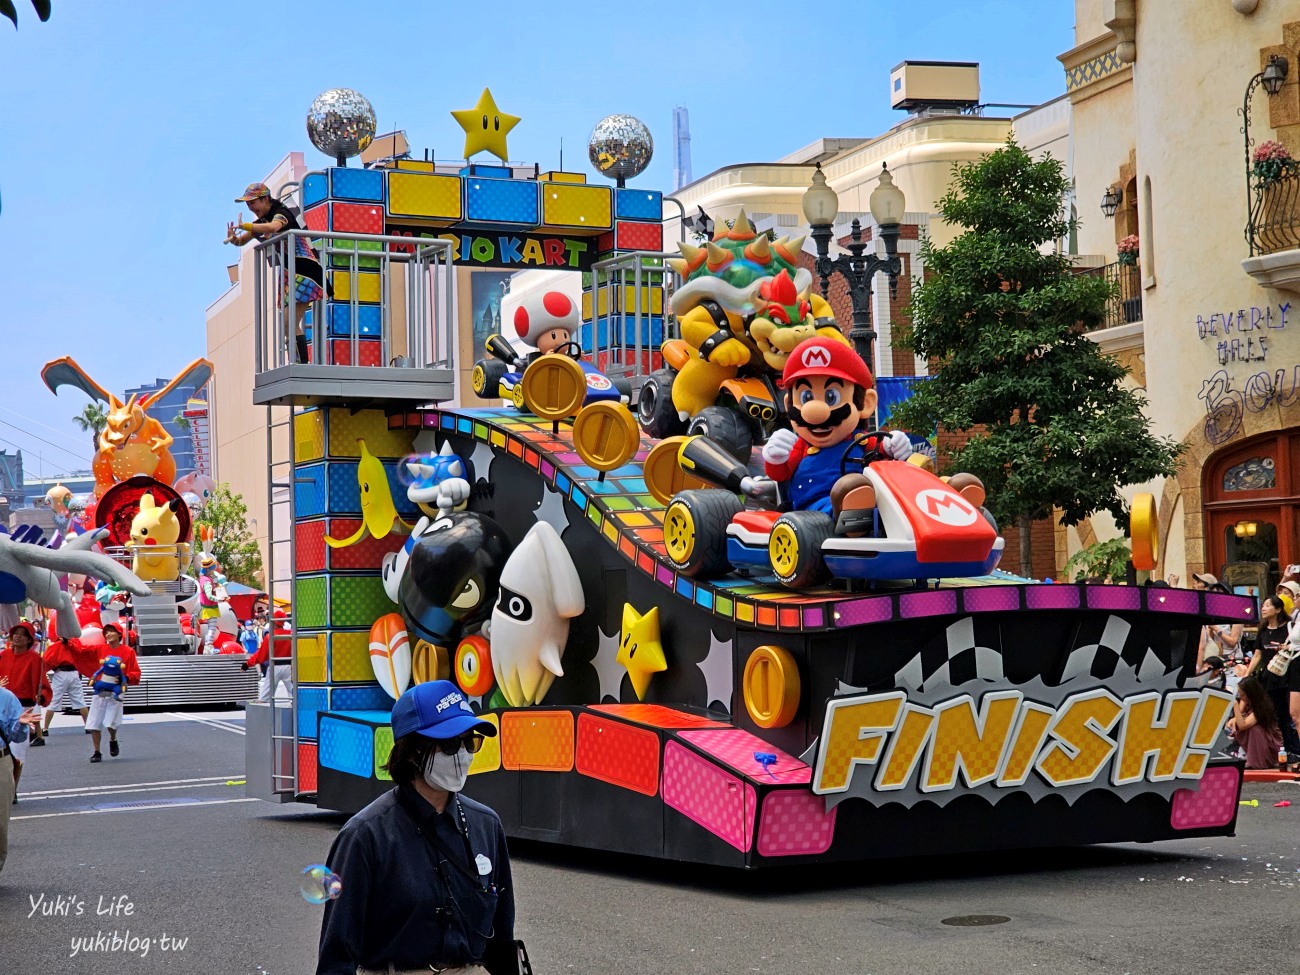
[
  {"x1": 575, "y1": 712, "x2": 660, "y2": 796},
  {"x1": 591, "y1": 703, "x2": 729, "y2": 730},
  {"x1": 500, "y1": 710, "x2": 575, "y2": 772}
]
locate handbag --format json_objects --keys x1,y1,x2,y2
[
  {"x1": 1267, "y1": 644, "x2": 1298, "y2": 677},
  {"x1": 516, "y1": 940, "x2": 534, "y2": 975}
]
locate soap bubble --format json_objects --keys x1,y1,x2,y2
[{"x1": 300, "y1": 864, "x2": 343, "y2": 904}]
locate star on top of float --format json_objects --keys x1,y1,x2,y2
[{"x1": 451, "y1": 87, "x2": 521, "y2": 163}]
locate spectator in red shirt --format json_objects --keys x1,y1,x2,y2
[{"x1": 0, "y1": 622, "x2": 52, "y2": 791}]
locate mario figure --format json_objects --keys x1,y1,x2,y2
[{"x1": 762, "y1": 336, "x2": 912, "y2": 516}]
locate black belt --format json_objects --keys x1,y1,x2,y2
[
  {"x1": 18, "y1": 698, "x2": 36, "y2": 707},
  {"x1": 55, "y1": 664, "x2": 78, "y2": 672}
]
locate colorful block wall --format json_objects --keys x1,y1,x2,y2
[{"x1": 293, "y1": 407, "x2": 415, "y2": 791}]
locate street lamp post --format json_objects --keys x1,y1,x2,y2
[{"x1": 801, "y1": 162, "x2": 907, "y2": 372}]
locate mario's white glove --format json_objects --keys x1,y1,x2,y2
[
  {"x1": 763, "y1": 429, "x2": 800, "y2": 466},
  {"x1": 881, "y1": 430, "x2": 913, "y2": 461}
]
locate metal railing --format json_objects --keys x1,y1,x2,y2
[
  {"x1": 1246, "y1": 168, "x2": 1300, "y2": 257},
  {"x1": 252, "y1": 229, "x2": 454, "y2": 372},
  {"x1": 1073, "y1": 261, "x2": 1142, "y2": 331},
  {"x1": 585, "y1": 251, "x2": 679, "y2": 392}
]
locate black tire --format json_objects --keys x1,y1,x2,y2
[
  {"x1": 980, "y1": 506, "x2": 998, "y2": 533},
  {"x1": 638, "y1": 369, "x2": 686, "y2": 439},
  {"x1": 612, "y1": 375, "x2": 634, "y2": 402},
  {"x1": 471, "y1": 359, "x2": 506, "y2": 399},
  {"x1": 687, "y1": 406, "x2": 754, "y2": 465},
  {"x1": 770, "y1": 510, "x2": 832, "y2": 589},
  {"x1": 662, "y1": 489, "x2": 743, "y2": 578}
]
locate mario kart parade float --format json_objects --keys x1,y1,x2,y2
[{"x1": 241, "y1": 88, "x2": 1255, "y2": 867}]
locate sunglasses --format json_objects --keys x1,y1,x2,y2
[{"x1": 433, "y1": 734, "x2": 485, "y2": 756}]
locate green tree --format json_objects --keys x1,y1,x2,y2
[
  {"x1": 172, "y1": 412, "x2": 191, "y2": 432},
  {"x1": 1, "y1": 1, "x2": 51, "y2": 28},
  {"x1": 892, "y1": 139, "x2": 1182, "y2": 578},
  {"x1": 71, "y1": 401, "x2": 108, "y2": 452},
  {"x1": 196, "y1": 483, "x2": 264, "y2": 588}
]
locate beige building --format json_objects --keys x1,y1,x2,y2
[{"x1": 1062, "y1": 0, "x2": 1300, "y2": 588}]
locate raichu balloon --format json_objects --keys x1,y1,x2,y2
[{"x1": 489, "y1": 521, "x2": 584, "y2": 707}]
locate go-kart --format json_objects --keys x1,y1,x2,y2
[
  {"x1": 637, "y1": 337, "x2": 783, "y2": 464},
  {"x1": 472, "y1": 333, "x2": 631, "y2": 413},
  {"x1": 657, "y1": 434, "x2": 1004, "y2": 588}
]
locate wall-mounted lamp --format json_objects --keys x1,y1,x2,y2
[
  {"x1": 1100, "y1": 185, "x2": 1123, "y2": 218},
  {"x1": 1233, "y1": 520, "x2": 1259, "y2": 538},
  {"x1": 1262, "y1": 54, "x2": 1289, "y2": 97}
]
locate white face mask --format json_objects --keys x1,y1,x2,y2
[{"x1": 422, "y1": 746, "x2": 471, "y2": 793}]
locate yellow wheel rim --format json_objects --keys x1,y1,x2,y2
[
  {"x1": 572, "y1": 401, "x2": 639, "y2": 472},
  {"x1": 663, "y1": 501, "x2": 696, "y2": 565},
  {"x1": 521, "y1": 354, "x2": 586, "y2": 420},
  {"x1": 511, "y1": 382, "x2": 526, "y2": 409},
  {"x1": 743, "y1": 644, "x2": 800, "y2": 729},
  {"x1": 471, "y1": 363, "x2": 487, "y2": 396},
  {"x1": 769, "y1": 522, "x2": 800, "y2": 579},
  {"x1": 1130, "y1": 492, "x2": 1159, "y2": 572}
]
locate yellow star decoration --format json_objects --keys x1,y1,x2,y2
[
  {"x1": 450, "y1": 87, "x2": 521, "y2": 163},
  {"x1": 618, "y1": 603, "x2": 667, "y2": 701}
]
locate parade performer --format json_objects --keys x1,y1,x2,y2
[
  {"x1": 243, "y1": 610, "x2": 293, "y2": 702},
  {"x1": 40, "y1": 634, "x2": 101, "y2": 737},
  {"x1": 197, "y1": 555, "x2": 224, "y2": 652},
  {"x1": 317, "y1": 680, "x2": 517, "y2": 975},
  {"x1": 762, "y1": 337, "x2": 912, "y2": 517},
  {"x1": 0, "y1": 622, "x2": 51, "y2": 791},
  {"x1": 86, "y1": 624, "x2": 139, "y2": 763},
  {"x1": 227, "y1": 181, "x2": 326, "y2": 364}
]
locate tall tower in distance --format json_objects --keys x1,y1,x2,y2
[{"x1": 672, "y1": 106, "x2": 692, "y2": 191}]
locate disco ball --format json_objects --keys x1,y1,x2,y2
[
  {"x1": 588, "y1": 114, "x2": 653, "y2": 185},
  {"x1": 306, "y1": 88, "x2": 377, "y2": 163}
]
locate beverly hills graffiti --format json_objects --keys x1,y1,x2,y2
[{"x1": 1197, "y1": 301, "x2": 1296, "y2": 444}]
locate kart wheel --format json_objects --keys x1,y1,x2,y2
[
  {"x1": 638, "y1": 369, "x2": 687, "y2": 439},
  {"x1": 769, "y1": 510, "x2": 832, "y2": 589},
  {"x1": 663, "y1": 489, "x2": 742, "y2": 578},
  {"x1": 611, "y1": 375, "x2": 634, "y2": 402},
  {"x1": 686, "y1": 406, "x2": 753, "y2": 464},
  {"x1": 471, "y1": 359, "x2": 506, "y2": 400},
  {"x1": 511, "y1": 381, "x2": 527, "y2": 410}
]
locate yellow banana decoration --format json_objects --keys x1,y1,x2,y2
[{"x1": 324, "y1": 439, "x2": 414, "y2": 549}]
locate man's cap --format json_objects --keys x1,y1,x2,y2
[
  {"x1": 1202, "y1": 655, "x2": 1225, "y2": 670},
  {"x1": 1192, "y1": 572, "x2": 1219, "y2": 587},
  {"x1": 781, "y1": 337, "x2": 874, "y2": 391},
  {"x1": 236, "y1": 182, "x2": 270, "y2": 202},
  {"x1": 391, "y1": 679, "x2": 498, "y2": 742}
]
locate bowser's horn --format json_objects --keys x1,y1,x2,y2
[{"x1": 744, "y1": 235, "x2": 772, "y2": 265}]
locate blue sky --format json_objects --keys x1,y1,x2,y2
[{"x1": 0, "y1": 0, "x2": 1074, "y2": 480}]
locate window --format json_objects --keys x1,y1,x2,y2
[{"x1": 1223, "y1": 456, "x2": 1276, "y2": 492}]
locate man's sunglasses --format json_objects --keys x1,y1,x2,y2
[{"x1": 433, "y1": 734, "x2": 486, "y2": 756}]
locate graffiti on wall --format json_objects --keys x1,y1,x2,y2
[{"x1": 1196, "y1": 301, "x2": 1295, "y2": 444}]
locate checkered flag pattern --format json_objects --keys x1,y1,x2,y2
[
  {"x1": 895, "y1": 617, "x2": 1005, "y2": 691},
  {"x1": 1059, "y1": 616, "x2": 1147, "y2": 682}
]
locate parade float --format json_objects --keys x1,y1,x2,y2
[
  {"x1": 241, "y1": 88, "x2": 1255, "y2": 867},
  {"x1": 39, "y1": 357, "x2": 259, "y2": 705}
]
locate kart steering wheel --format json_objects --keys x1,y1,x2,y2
[
  {"x1": 552, "y1": 340, "x2": 584, "y2": 361},
  {"x1": 839, "y1": 429, "x2": 888, "y2": 477}
]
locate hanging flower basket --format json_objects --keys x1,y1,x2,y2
[
  {"x1": 1253, "y1": 141, "x2": 1296, "y2": 186},
  {"x1": 1116, "y1": 234, "x2": 1140, "y2": 266}
]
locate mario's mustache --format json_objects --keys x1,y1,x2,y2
[{"x1": 790, "y1": 401, "x2": 853, "y2": 430}]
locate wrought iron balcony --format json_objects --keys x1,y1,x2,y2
[
  {"x1": 1246, "y1": 168, "x2": 1300, "y2": 257},
  {"x1": 1073, "y1": 261, "x2": 1142, "y2": 331}
]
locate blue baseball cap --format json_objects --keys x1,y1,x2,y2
[{"x1": 391, "y1": 680, "x2": 497, "y2": 742}]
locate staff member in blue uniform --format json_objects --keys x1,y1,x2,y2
[{"x1": 317, "y1": 680, "x2": 517, "y2": 975}]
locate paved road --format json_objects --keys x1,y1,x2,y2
[{"x1": 1, "y1": 709, "x2": 1297, "y2": 974}]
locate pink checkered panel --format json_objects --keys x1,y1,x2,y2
[
  {"x1": 756, "y1": 791, "x2": 838, "y2": 857},
  {"x1": 662, "y1": 741, "x2": 757, "y2": 851},
  {"x1": 1170, "y1": 765, "x2": 1240, "y2": 830}
]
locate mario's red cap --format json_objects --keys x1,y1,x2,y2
[{"x1": 781, "y1": 336, "x2": 874, "y2": 390}]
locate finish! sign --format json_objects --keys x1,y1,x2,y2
[{"x1": 811, "y1": 687, "x2": 1233, "y2": 806}]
